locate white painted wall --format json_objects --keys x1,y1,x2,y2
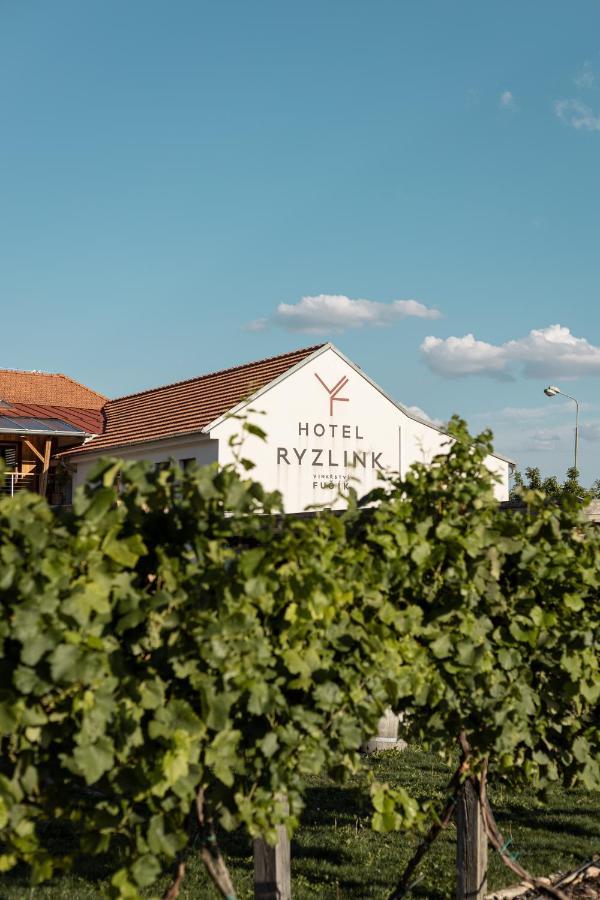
[
  {"x1": 70, "y1": 435, "x2": 218, "y2": 492},
  {"x1": 210, "y1": 346, "x2": 510, "y2": 511}
]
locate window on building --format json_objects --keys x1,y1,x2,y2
[
  {"x1": 0, "y1": 443, "x2": 18, "y2": 469},
  {"x1": 179, "y1": 457, "x2": 195, "y2": 470}
]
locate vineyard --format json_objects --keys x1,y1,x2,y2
[{"x1": 0, "y1": 418, "x2": 599, "y2": 899}]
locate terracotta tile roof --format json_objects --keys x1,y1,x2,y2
[
  {"x1": 0, "y1": 369, "x2": 106, "y2": 409},
  {"x1": 61, "y1": 345, "x2": 326, "y2": 458},
  {"x1": 1, "y1": 402, "x2": 104, "y2": 434}
]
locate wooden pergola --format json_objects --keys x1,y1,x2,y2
[{"x1": 0, "y1": 411, "x2": 91, "y2": 500}]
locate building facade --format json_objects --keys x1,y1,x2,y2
[
  {"x1": 0, "y1": 369, "x2": 105, "y2": 503},
  {"x1": 62, "y1": 343, "x2": 512, "y2": 509}
]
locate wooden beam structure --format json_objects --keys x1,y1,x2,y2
[
  {"x1": 38, "y1": 439, "x2": 53, "y2": 498},
  {"x1": 23, "y1": 439, "x2": 45, "y2": 464}
]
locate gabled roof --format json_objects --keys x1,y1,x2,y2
[
  {"x1": 0, "y1": 369, "x2": 106, "y2": 409},
  {"x1": 0, "y1": 402, "x2": 104, "y2": 434},
  {"x1": 203, "y1": 342, "x2": 514, "y2": 466},
  {"x1": 60, "y1": 345, "x2": 326, "y2": 457}
]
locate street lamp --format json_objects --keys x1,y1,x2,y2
[{"x1": 543, "y1": 385, "x2": 580, "y2": 472}]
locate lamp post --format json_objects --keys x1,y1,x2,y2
[{"x1": 543, "y1": 385, "x2": 580, "y2": 472}]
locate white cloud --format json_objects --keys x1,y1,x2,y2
[
  {"x1": 473, "y1": 401, "x2": 596, "y2": 424},
  {"x1": 526, "y1": 429, "x2": 562, "y2": 451},
  {"x1": 244, "y1": 317, "x2": 269, "y2": 332},
  {"x1": 468, "y1": 412, "x2": 567, "y2": 457},
  {"x1": 506, "y1": 325, "x2": 600, "y2": 376},
  {"x1": 471, "y1": 405, "x2": 562, "y2": 423},
  {"x1": 250, "y1": 294, "x2": 441, "y2": 334},
  {"x1": 581, "y1": 422, "x2": 600, "y2": 442},
  {"x1": 421, "y1": 333, "x2": 508, "y2": 378},
  {"x1": 555, "y1": 99, "x2": 600, "y2": 131},
  {"x1": 405, "y1": 405, "x2": 444, "y2": 428},
  {"x1": 574, "y1": 61, "x2": 595, "y2": 89},
  {"x1": 421, "y1": 324, "x2": 600, "y2": 379},
  {"x1": 499, "y1": 90, "x2": 516, "y2": 110}
]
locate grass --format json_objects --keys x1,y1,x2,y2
[{"x1": 1, "y1": 748, "x2": 599, "y2": 899}]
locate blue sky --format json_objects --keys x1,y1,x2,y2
[{"x1": 1, "y1": 1, "x2": 599, "y2": 481}]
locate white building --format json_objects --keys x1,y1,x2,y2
[{"x1": 63, "y1": 343, "x2": 512, "y2": 509}]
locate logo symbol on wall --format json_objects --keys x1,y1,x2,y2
[{"x1": 315, "y1": 373, "x2": 349, "y2": 416}]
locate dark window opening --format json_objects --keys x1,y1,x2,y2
[{"x1": 0, "y1": 443, "x2": 18, "y2": 469}]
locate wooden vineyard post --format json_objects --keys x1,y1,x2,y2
[
  {"x1": 456, "y1": 777, "x2": 487, "y2": 900},
  {"x1": 253, "y1": 799, "x2": 291, "y2": 900}
]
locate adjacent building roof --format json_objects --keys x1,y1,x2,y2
[
  {"x1": 0, "y1": 369, "x2": 106, "y2": 409},
  {"x1": 60, "y1": 345, "x2": 325, "y2": 458},
  {"x1": 0, "y1": 402, "x2": 103, "y2": 434}
]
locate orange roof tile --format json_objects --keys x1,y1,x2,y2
[
  {"x1": 0, "y1": 369, "x2": 106, "y2": 409},
  {"x1": 61, "y1": 345, "x2": 325, "y2": 457}
]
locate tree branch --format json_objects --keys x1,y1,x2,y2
[
  {"x1": 195, "y1": 786, "x2": 237, "y2": 900},
  {"x1": 163, "y1": 861, "x2": 186, "y2": 900},
  {"x1": 479, "y1": 766, "x2": 568, "y2": 900}
]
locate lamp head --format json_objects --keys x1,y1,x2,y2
[{"x1": 544, "y1": 386, "x2": 560, "y2": 397}]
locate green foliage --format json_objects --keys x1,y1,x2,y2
[
  {"x1": 0, "y1": 442, "x2": 416, "y2": 896},
  {"x1": 351, "y1": 419, "x2": 600, "y2": 794},
  {"x1": 1, "y1": 419, "x2": 599, "y2": 897},
  {"x1": 511, "y1": 465, "x2": 600, "y2": 501}
]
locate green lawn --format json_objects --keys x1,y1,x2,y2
[{"x1": 2, "y1": 748, "x2": 599, "y2": 899}]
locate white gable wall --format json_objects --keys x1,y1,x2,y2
[{"x1": 210, "y1": 346, "x2": 510, "y2": 511}]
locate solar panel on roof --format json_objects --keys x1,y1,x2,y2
[
  {"x1": 3, "y1": 417, "x2": 47, "y2": 430},
  {"x1": 0, "y1": 416, "x2": 87, "y2": 434},
  {"x1": 34, "y1": 418, "x2": 85, "y2": 432},
  {"x1": 0, "y1": 416, "x2": 21, "y2": 430}
]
